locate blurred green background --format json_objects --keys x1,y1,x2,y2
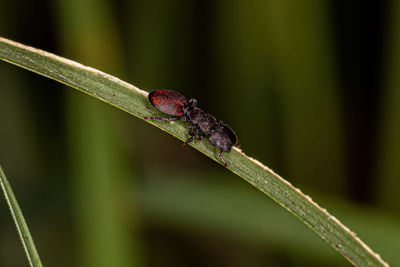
[{"x1": 1, "y1": 0, "x2": 400, "y2": 266}]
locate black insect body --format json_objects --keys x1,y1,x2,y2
[
  {"x1": 184, "y1": 106, "x2": 217, "y2": 145},
  {"x1": 144, "y1": 89, "x2": 237, "y2": 166},
  {"x1": 209, "y1": 121, "x2": 237, "y2": 166}
]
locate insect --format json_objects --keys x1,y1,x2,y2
[{"x1": 144, "y1": 89, "x2": 237, "y2": 166}]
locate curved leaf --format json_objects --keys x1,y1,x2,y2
[{"x1": 0, "y1": 36, "x2": 388, "y2": 266}]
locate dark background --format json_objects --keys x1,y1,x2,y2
[{"x1": 1, "y1": 0, "x2": 400, "y2": 266}]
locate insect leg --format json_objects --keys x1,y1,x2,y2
[
  {"x1": 144, "y1": 116, "x2": 180, "y2": 121},
  {"x1": 195, "y1": 130, "x2": 204, "y2": 144},
  {"x1": 218, "y1": 150, "x2": 227, "y2": 167},
  {"x1": 183, "y1": 122, "x2": 196, "y2": 146}
]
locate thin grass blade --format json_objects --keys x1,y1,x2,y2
[
  {"x1": 0, "y1": 165, "x2": 43, "y2": 267},
  {"x1": 0, "y1": 36, "x2": 389, "y2": 266}
]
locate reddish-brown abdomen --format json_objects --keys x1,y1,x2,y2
[{"x1": 148, "y1": 90, "x2": 188, "y2": 116}]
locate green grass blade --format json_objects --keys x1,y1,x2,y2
[
  {"x1": 0, "y1": 36, "x2": 389, "y2": 266},
  {"x1": 0, "y1": 165, "x2": 43, "y2": 267}
]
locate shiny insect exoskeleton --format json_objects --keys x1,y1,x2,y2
[{"x1": 144, "y1": 89, "x2": 237, "y2": 166}]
